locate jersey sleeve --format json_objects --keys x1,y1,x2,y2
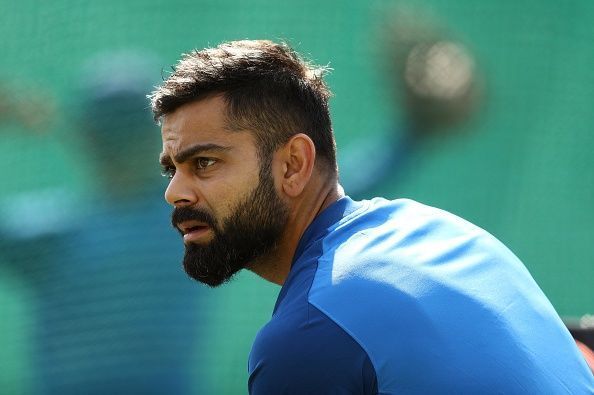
[{"x1": 248, "y1": 304, "x2": 377, "y2": 395}]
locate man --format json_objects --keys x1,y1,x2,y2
[{"x1": 150, "y1": 40, "x2": 594, "y2": 393}]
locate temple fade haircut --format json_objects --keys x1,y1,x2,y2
[{"x1": 149, "y1": 40, "x2": 337, "y2": 172}]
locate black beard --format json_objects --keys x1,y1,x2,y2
[{"x1": 171, "y1": 166, "x2": 288, "y2": 287}]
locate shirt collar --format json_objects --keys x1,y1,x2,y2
[
  {"x1": 272, "y1": 196, "x2": 365, "y2": 314},
  {"x1": 291, "y1": 196, "x2": 363, "y2": 264}
]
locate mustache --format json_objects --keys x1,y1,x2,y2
[{"x1": 171, "y1": 206, "x2": 217, "y2": 232}]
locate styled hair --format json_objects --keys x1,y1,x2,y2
[{"x1": 149, "y1": 40, "x2": 336, "y2": 172}]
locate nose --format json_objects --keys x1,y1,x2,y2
[{"x1": 164, "y1": 171, "x2": 199, "y2": 207}]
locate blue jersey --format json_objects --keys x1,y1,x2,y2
[{"x1": 248, "y1": 197, "x2": 594, "y2": 394}]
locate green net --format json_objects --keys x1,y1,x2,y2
[{"x1": 1, "y1": 0, "x2": 593, "y2": 393}]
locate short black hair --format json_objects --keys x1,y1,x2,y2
[{"x1": 149, "y1": 40, "x2": 336, "y2": 172}]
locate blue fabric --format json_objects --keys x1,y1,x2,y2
[{"x1": 249, "y1": 197, "x2": 594, "y2": 394}]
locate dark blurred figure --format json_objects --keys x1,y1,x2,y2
[
  {"x1": 567, "y1": 315, "x2": 594, "y2": 373},
  {"x1": 3, "y1": 50, "x2": 208, "y2": 394}
]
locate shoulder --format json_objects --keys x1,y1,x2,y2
[
  {"x1": 0, "y1": 188, "x2": 85, "y2": 274},
  {"x1": 322, "y1": 197, "x2": 491, "y2": 253},
  {"x1": 307, "y1": 197, "x2": 594, "y2": 393},
  {"x1": 325, "y1": 197, "x2": 525, "y2": 280},
  {"x1": 0, "y1": 188, "x2": 85, "y2": 240},
  {"x1": 248, "y1": 302, "x2": 377, "y2": 395}
]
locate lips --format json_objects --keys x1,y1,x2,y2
[
  {"x1": 176, "y1": 220, "x2": 212, "y2": 243},
  {"x1": 177, "y1": 220, "x2": 207, "y2": 234}
]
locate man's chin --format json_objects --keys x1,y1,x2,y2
[
  {"x1": 182, "y1": 252, "x2": 244, "y2": 287},
  {"x1": 183, "y1": 266, "x2": 242, "y2": 288}
]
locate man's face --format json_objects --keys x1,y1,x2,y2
[{"x1": 160, "y1": 96, "x2": 289, "y2": 286}]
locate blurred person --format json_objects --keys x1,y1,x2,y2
[
  {"x1": 2, "y1": 51, "x2": 208, "y2": 394},
  {"x1": 149, "y1": 40, "x2": 594, "y2": 394},
  {"x1": 341, "y1": 6, "x2": 482, "y2": 199}
]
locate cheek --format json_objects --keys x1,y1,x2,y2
[
  {"x1": 202, "y1": 157, "x2": 261, "y2": 217},
  {"x1": 203, "y1": 179, "x2": 251, "y2": 220}
]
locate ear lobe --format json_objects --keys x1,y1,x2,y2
[{"x1": 280, "y1": 133, "x2": 316, "y2": 198}]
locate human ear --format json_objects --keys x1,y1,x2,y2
[{"x1": 276, "y1": 133, "x2": 316, "y2": 198}]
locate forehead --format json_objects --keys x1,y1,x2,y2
[{"x1": 160, "y1": 95, "x2": 254, "y2": 157}]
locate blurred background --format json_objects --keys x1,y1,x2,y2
[{"x1": 1, "y1": 0, "x2": 593, "y2": 393}]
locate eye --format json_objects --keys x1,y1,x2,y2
[
  {"x1": 160, "y1": 165, "x2": 176, "y2": 179},
  {"x1": 195, "y1": 157, "x2": 217, "y2": 170}
]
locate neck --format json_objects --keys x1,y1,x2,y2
[{"x1": 248, "y1": 178, "x2": 344, "y2": 286}]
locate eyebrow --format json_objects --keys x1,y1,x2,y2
[{"x1": 159, "y1": 143, "x2": 231, "y2": 166}]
